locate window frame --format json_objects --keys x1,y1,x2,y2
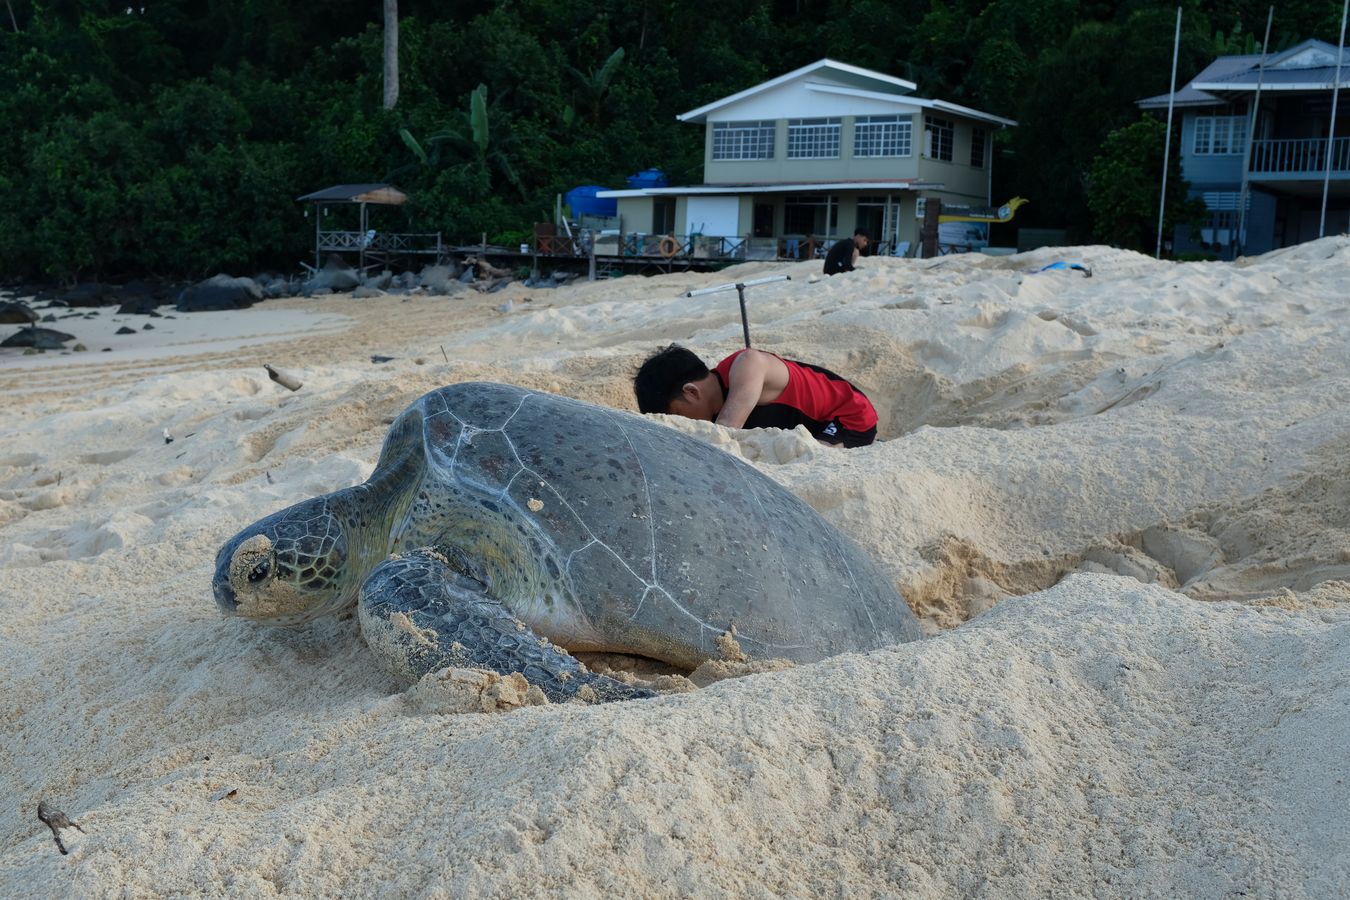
[
  {"x1": 925, "y1": 115, "x2": 954, "y2": 162},
  {"x1": 1192, "y1": 115, "x2": 1246, "y2": 156},
  {"x1": 970, "y1": 127, "x2": 987, "y2": 168},
  {"x1": 853, "y1": 115, "x2": 913, "y2": 158},
  {"x1": 786, "y1": 117, "x2": 842, "y2": 160},
  {"x1": 711, "y1": 120, "x2": 777, "y2": 161}
]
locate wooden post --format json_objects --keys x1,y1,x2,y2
[
  {"x1": 921, "y1": 198, "x2": 941, "y2": 258},
  {"x1": 359, "y1": 202, "x2": 368, "y2": 274}
]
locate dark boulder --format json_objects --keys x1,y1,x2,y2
[
  {"x1": 304, "y1": 260, "x2": 360, "y2": 294},
  {"x1": 115, "y1": 279, "x2": 168, "y2": 314},
  {"x1": 117, "y1": 297, "x2": 163, "y2": 315},
  {"x1": 0, "y1": 301, "x2": 38, "y2": 324},
  {"x1": 175, "y1": 275, "x2": 264, "y2": 312},
  {"x1": 115, "y1": 326, "x2": 137, "y2": 335},
  {"x1": 2, "y1": 326, "x2": 76, "y2": 349},
  {"x1": 64, "y1": 283, "x2": 111, "y2": 307}
]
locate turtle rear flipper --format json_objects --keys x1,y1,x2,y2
[{"x1": 358, "y1": 549, "x2": 654, "y2": 704}]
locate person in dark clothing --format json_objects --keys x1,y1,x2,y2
[
  {"x1": 633, "y1": 344, "x2": 878, "y2": 447},
  {"x1": 822, "y1": 228, "x2": 870, "y2": 275}
]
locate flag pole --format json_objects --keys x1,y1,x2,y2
[
  {"x1": 1320, "y1": 0, "x2": 1349, "y2": 237},
  {"x1": 1157, "y1": 7, "x2": 1183, "y2": 259},
  {"x1": 1237, "y1": 7, "x2": 1274, "y2": 257}
]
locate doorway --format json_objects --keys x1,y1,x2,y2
[{"x1": 753, "y1": 203, "x2": 775, "y2": 237}]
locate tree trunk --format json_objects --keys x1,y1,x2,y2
[{"x1": 382, "y1": 0, "x2": 399, "y2": 110}]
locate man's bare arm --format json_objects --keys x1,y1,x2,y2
[{"x1": 715, "y1": 350, "x2": 789, "y2": 429}]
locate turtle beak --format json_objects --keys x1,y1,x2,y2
[
  {"x1": 214, "y1": 578, "x2": 239, "y2": 615},
  {"x1": 212, "y1": 547, "x2": 240, "y2": 615}
]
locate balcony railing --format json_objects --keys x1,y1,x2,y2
[{"x1": 1249, "y1": 137, "x2": 1350, "y2": 175}]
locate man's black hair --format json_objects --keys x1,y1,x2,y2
[
  {"x1": 853, "y1": 228, "x2": 870, "y2": 239},
  {"x1": 634, "y1": 344, "x2": 710, "y2": 414}
]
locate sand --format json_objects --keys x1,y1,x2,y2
[{"x1": 2, "y1": 240, "x2": 1348, "y2": 896}]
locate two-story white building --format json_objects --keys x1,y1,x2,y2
[{"x1": 597, "y1": 58, "x2": 1016, "y2": 258}]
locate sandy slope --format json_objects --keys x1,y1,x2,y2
[{"x1": 1, "y1": 239, "x2": 1348, "y2": 896}]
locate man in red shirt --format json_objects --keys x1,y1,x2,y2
[{"x1": 633, "y1": 344, "x2": 878, "y2": 447}]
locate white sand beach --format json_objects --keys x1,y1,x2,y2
[{"x1": 2, "y1": 240, "x2": 1348, "y2": 895}]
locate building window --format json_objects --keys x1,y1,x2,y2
[
  {"x1": 970, "y1": 127, "x2": 987, "y2": 167},
  {"x1": 854, "y1": 115, "x2": 912, "y2": 157},
  {"x1": 783, "y1": 195, "x2": 839, "y2": 236},
  {"x1": 1193, "y1": 116, "x2": 1245, "y2": 155},
  {"x1": 925, "y1": 116, "x2": 953, "y2": 161},
  {"x1": 787, "y1": 118, "x2": 841, "y2": 159},
  {"x1": 712, "y1": 120, "x2": 775, "y2": 161}
]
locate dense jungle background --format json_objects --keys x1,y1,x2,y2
[{"x1": 1, "y1": 0, "x2": 1344, "y2": 279}]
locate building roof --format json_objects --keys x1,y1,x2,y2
[
  {"x1": 1138, "y1": 39, "x2": 1349, "y2": 108},
  {"x1": 677, "y1": 58, "x2": 1015, "y2": 127},
  {"x1": 597, "y1": 180, "x2": 944, "y2": 199},
  {"x1": 295, "y1": 184, "x2": 408, "y2": 205}
]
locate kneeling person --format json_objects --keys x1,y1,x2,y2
[{"x1": 634, "y1": 344, "x2": 878, "y2": 447}]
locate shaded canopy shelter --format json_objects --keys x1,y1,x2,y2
[{"x1": 297, "y1": 184, "x2": 442, "y2": 272}]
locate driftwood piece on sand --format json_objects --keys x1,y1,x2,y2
[
  {"x1": 465, "y1": 256, "x2": 513, "y2": 280},
  {"x1": 264, "y1": 364, "x2": 303, "y2": 392},
  {"x1": 37, "y1": 801, "x2": 84, "y2": 855}
]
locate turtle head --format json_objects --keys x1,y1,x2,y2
[{"x1": 212, "y1": 497, "x2": 357, "y2": 625}]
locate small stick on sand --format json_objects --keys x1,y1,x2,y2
[
  {"x1": 37, "y1": 801, "x2": 84, "y2": 855},
  {"x1": 264, "y1": 364, "x2": 303, "y2": 392}
]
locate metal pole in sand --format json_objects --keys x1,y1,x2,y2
[
  {"x1": 685, "y1": 275, "x2": 791, "y2": 348},
  {"x1": 1237, "y1": 7, "x2": 1274, "y2": 258},
  {"x1": 1320, "y1": 0, "x2": 1349, "y2": 238},
  {"x1": 1156, "y1": 6, "x2": 1183, "y2": 260}
]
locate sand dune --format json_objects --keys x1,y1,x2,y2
[{"x1": 2, "y1": 239, "x2": 1347, "y2": 895}]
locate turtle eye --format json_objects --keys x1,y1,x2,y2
[{"x1": 247, "y1": 558, "x2": 272, "y2": 584}]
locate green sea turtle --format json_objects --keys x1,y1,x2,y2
[{"x1": 212, "y1": 382, "x2": 922, "y2": 702}]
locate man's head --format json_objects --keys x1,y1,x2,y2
[
  {"x1": 634, "y1": 344, "x2": 722, "y2": 420},
  {"x1": 852, "y1": 229, "x2": 870, "y2": 251}
]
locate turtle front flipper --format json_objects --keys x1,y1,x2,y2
[{"x1": 357, "y1": 548, "x2": 654, "y2": 704}]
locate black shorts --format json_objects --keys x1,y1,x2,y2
[{"x1": 818, "y1": 420, "x2": 877, "y2": 448}]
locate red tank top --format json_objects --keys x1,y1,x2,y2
[{"x1": 714, "y1": 350, "x2": 878, "y2": 434}]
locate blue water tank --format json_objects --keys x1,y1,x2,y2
[
  {"x1": 625, "y1": 168, "x2": 669, "y2": 189},
  {"x1": 565, "y1": 185, "x2": 618, "y2": 218}
]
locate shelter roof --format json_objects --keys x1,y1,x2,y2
[{"x1": 296, "y1": 184, "x2": 408, "y2": 205}]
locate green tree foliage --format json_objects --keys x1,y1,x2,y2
[
  {"x1": 1, "y1": 0, "x2": 1345, "y2": 279},
  {"x1": 1087, "y1": 116, "x2": 1208, "y2": 251}
]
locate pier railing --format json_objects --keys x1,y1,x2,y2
[{"x1": 533, "y1": 232, "x2": 831, "y2": 262}]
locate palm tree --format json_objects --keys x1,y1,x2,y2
[
  {"x1": 565, "y1": 48, "x2": 625, "y2": 126},
  {"x1": 383, "y1": 0, "x2": 398, "y2": 110},
  {"x1": 398, "y1": 84, "x2": 526, "y2": 198}
]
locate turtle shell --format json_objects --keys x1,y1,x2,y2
[{"x1": 399, "y1": 382, "x2": 921, "y2": 666}]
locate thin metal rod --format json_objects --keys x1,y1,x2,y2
[
  {"x1": 684, "y1": 275, "x2": 792, "y2": 348},
  {"x1": 684, "y1": 274, "x2": 790, "y2": 296},
  {"x1": 736, "y1": 285, "x2": 751, "y2": 347},
  {"x1": 1320, "y1": 0, "x2": 1350, "y2": 237},
  {"x1": 1156, "y1": 7, "x2": 1183, "y2": 260},
  {"x1": 1237, "y1": 7, "x2": 1275, "y2": 256}
]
